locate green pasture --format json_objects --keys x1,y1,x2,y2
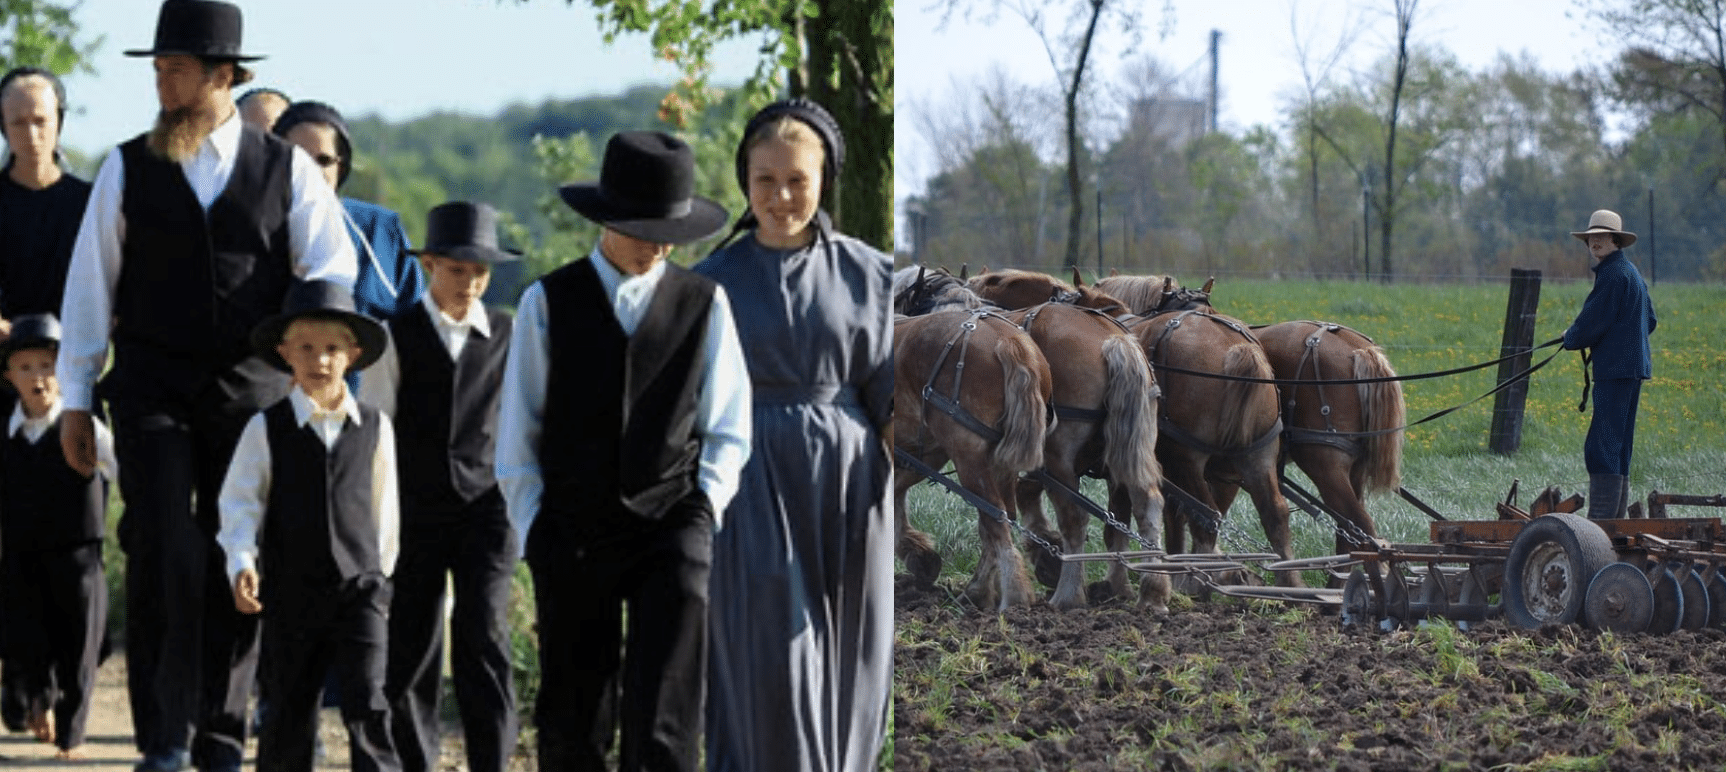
[{"x1": 900, "y1": 276, "x2": 1726, "y2": 584}]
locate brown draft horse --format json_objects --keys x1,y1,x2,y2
[
  {"x1": 1251, "y1": 321, "x2": 1406, "y2": 554},
  {"x1": 965, "y1": 272, "x2": 1169, "y2": 612},
  {"x1": 1129, "y1": 308, "x2": 1302, "y2": 585},
  {"x1": 894, "y1": 308, "x2": 1055, "y2": 610}
]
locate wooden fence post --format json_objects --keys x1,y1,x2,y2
[{"x1": 1490, "y1": 268, "x2": 1542, "y2": 454}]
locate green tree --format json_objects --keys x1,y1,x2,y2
[
  {"x1": 1585, "y1": 0, "x2": 1726, "y2": 179},
  {"x1": 514, "y1": 0, "x2": 894, "y2": 251},
  {"x1": 0, "y1": 1, "x2": 99, "y2": 75}
]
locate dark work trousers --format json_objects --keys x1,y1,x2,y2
[
  {"x1": 0, "y1": 543, "x2": 105, "y2": 750},
  {"x1": 1585, "y1": 378, "x2": 1644, "y2": 476},
  {"x1": 257, "y1": 572, "x2": 400, "y2": 772},
  {"x1": 110, "y1": 396, "x2": 259, "y2": 769},
  {"x1": 385, "y1": 493, "x2": 518, "y2": 772},
  {"x1": 527, "y1": 492, "x2": 712, "y2": 772}
]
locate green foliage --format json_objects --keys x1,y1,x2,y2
[{"x1": 0, "y1": 1, "x2": 100, "y2": 76}]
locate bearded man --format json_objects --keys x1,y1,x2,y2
[{"x1": 55, "y1": 3, "x2": 358, "y2": 771}]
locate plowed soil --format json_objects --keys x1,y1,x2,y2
[{"x1": 894, "y1": 577, "x2": 1726, "y2": 770}]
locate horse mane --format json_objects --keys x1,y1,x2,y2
[
  {"x1": 1094, "y1": 275, "x2": 1171, "y2": 315},
  {"x1": 893, "y1": 265, "x2": 994, "y2": 316}
]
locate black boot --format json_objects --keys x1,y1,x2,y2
[
  {"x1": 1586, "y1": 474, "x2": 1624, "y2": 520},
  {"x1": 1618, "y1": 476, "x2": 1634, "y2": 518}
]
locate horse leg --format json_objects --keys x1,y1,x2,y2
[
  {"x1": 894, "y1": 463, "x2": 942, "y2": 588},
  {"x1": 1044, "y1": 462, "x2": 1091, "y2": 612},
  {"x1": 1119, "y1": 480, "x2": 1170, "y2": 614},
  {"x1": 961, "y1": 465, "x2": 1034, "y2": 610},
  {"x1": 1238, "y1": 452, "x2": 1304, "y2": 588},
  {"x1": 1292, "y1": 445, "x2": 1379, "y2": 556},
  {"x1": 1101, "y1": 483, "x2": 1134, "y2": 602},
  {"x1": 1014, "y1": 477, "x2": 1062, "y2": 589}
]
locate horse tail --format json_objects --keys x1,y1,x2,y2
[
  {"x1": 1101, "y1": 333, "x2": 1161, "y2": 491},
  {"x1": 992, "y1": 335, "x2": 1049, "y2": 473},
  {"x1": 1353, "y1": 346, "x2": 1406, "y2": 492},
  {"x1": 1217, "y1": 342, "x2": 1275, "y2": 448}
]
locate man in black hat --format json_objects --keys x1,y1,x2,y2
[
  {"x1": 55, "y1": 2, "x2": 358, "y2": 771},
  {"x1": 358, "y1": 202, "x2": 517, "y2": 772},
  {"x1": 496, "y1": 131, "x2": 751, "y2": 772}
]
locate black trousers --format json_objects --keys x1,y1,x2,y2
[
  {"x1": 257, "y1": 572, "x2": 399, "y2": 772},
  {"x1": 527, "y1": 492, "x2": 712, "y2": 772},
  {"x1": 0, "y1": 543, "x2": 105, "y2": 751},
  {"x1": 385, "y1": 493, "x2": 518, "y2": 772},
  {"x1": 110, "y1": 396, "x2": 260, "y2": 768}
]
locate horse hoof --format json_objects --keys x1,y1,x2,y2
[{"x1": 906, "y1": 551, "x2": 943, "y2": 589}]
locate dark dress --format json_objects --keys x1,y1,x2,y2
[
  {"x1": 0, "y1": 170, "x2": 90, "y2": 319},
  {"x1": 695, "y1": 231, "x2": 893, "y2": 772}
]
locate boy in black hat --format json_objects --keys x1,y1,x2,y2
[
  {"x1": 0, "y1": 313, "x2": 113, "y2": 761},
  {"x1": 358, "y1": 201, "x2": 516, "y2": 772},
  {"x1": 215, "y1": 280, "x2": 401, "y2": 772},
  {"x1": 496, "y1": 130, "x2": 752, "y2": 772}
]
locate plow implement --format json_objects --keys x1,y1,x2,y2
[{"x1": 1180, "y1": 490, "x2": 1726, "y2": 634}]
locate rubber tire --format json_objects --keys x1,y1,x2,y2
[{"x1": 1503, "y1": 513, "x2": 1617, "y2": 630}]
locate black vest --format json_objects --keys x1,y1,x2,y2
[
  {"x1": 387, "y1": 302, "x2": 511, "y2": 512},
  {"x1": 260, "y1": 398, "x2": 381, "y2": 597},
  {"x1": 110, "y1": 126, "x2": 294, "y2": 404},
  {"x1": 539, "y1": 258, "x2": 713, "y2": 519},
  {"x1": 0, "y1": 414, "x2": 104, "y2": 553}
]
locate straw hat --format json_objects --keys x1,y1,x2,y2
[{"x1": 1570, "y1": 209, "x2": 1637, "y2": 248}]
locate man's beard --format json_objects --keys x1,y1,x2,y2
[{"x1": 147, "y1": 105, "x2": 217, "y2": 162}]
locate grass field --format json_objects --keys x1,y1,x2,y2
[{"x1": 901, "y1": 275, "x2": 1726, "y2": 583}]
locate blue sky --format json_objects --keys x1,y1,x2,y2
[{"x1": 57, "y1": 0, "x2": 765, "y2": 156}]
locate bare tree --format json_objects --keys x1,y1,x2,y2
[
  {"x1": 941, "y1": 0, "x2": 1163, "y2": 269},
  {"x1": 1586, "y1": 0, "x2": 1726, "y2": 179},
  {"x1": 1288, "y1": 1, "x2": 1362, "y2": 252}
]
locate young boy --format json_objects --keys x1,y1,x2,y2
[
  {"x1": 358, "y1": 201, "x2": 516, "y2": 772},
  {"x1": 216, "y1": 280, "x2": 401, "y2": 772},
  {"x1": 497, "y1": 130, "x2": 751, "y2": 771},
  {"x1": 0, "y1": 313, "x2": 114, "y2": 760}
]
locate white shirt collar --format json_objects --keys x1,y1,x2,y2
[
  {"x1": 8, "y1": 396, "x2": 63, "y2": 438},
  {"x1": 420, "y1": 292, "x2": 490, "y2": 339},
  {"x1": 588, "y1": 245, "x2": 667, "y2": 300},
  {"x1": 206, "y1": 108, "x2": 243, "y2": 162},
  {"x1": 287, "y1": 383, "x2": 363, "y2": 427}
]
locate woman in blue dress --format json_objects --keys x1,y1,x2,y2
[{"x1": 695, "y1": 99, "x2": 892, "y2": 772}]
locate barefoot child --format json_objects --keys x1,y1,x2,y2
[
  {"x1": 0, "y1": 313, "x2": 114, "y2": 760},
  {"x1": 216, "y1": 281, "x2": 401, "y2": 772}
]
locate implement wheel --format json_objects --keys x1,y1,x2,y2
[{"x1": 1502, "y1": 514, "x2": 1615, "y2": 629}]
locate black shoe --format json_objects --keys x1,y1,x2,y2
[{"x1": 134, "y1": 748, "x2": 191, "y2": 772}]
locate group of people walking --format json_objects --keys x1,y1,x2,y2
[{"x1": 0, "y1": 1, "x2": 890, "y2": 771}]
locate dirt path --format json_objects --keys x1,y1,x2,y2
[{"x1": 0, "y1": 655, "x2": 535, "y2": 770}]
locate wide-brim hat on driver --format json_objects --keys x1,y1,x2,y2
[
  {"x1": 1570, "y1": 209, "x2": 1637, "y2": 248},
  {"x1": 125, "y1": 0, "x2": 264, "y2": 61},
  {"x1": 558, "y1": 130, "x2": 728, "y2": 245},
  {"x1": 251, "y1": 280, "x2": 387, "y2": 373}
]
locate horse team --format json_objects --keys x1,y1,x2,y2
[{"x1": 892, "y1": 267, "x2": 1409, "y2": 611}]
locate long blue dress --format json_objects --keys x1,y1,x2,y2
[{"x1": 695, "y1": 229, "x2": 893, "y2": 772}]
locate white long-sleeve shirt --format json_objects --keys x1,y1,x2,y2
[
  {"x1": 496, "y1": 248, "x2": 752, "y2": 555},
  {"x1": 216, "y1": 385, "x2": 400, "y2": 584},
  {"x1": 55, "y1": 109, "x2": 359, "y2": 411}
]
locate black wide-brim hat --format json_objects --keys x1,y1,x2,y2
[
  {"x1": 0, "y1": 313, "x2": 61, "y2": 364},
  {"x1": 408, "y1": 201, "x2": 520, "y2": 263},
  {"x1": 251, "y1": 280, "x2": 387, "y2": 373},
  {"x1": 125, "y1": 0, "x2": 264, "y2": 61},
  {"x1": 559, "y1": 130, "x2": 728, "y2": 245}
]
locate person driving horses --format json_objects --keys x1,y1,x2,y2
[{"x1": 1562, "y1": 209, "x2": 1656, "y2": 520}]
